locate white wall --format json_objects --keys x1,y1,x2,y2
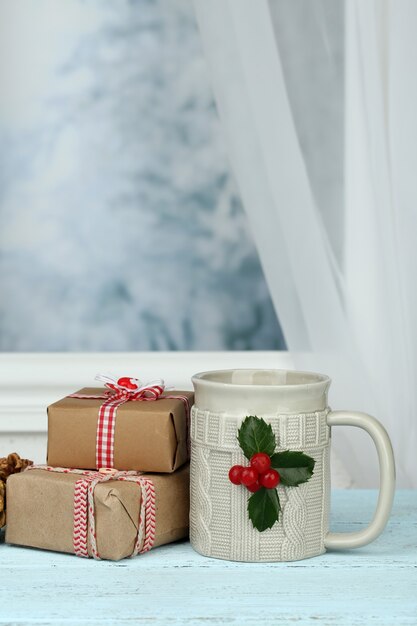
[
  {"x1": 1, "y1": 351, "x2": 290, "y2": 463},
  {"x1": 0, "y1": 351, "x2": 352, "y2": 487}
]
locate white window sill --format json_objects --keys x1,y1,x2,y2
[{"x1": 0, "y1": 351, "x2": 293, "y2": 433}]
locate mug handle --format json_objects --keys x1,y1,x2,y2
[{"x1": 324, "y1": 410, "x2": 395, "y2": 550}]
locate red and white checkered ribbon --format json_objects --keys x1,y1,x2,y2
[
  {"x1": 26, "y1": 465, "x2": 156, "y2": 560},
  {"x1": 68, "y1": 374, "x2": 191, "y2": 468}
]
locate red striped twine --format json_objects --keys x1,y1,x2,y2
[{"x1": 26, "y1": 465, "x2": 156, "y2": 560}]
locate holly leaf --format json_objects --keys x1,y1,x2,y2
[
  {"x1": 248, "y1": 487, "x2": 281, "y2": 532},
  {"x1": 237, "y1": 416, "x2": 276, "y2": 459},
  {"x1": 270, "y1": 450, "x2": 315, "y2": 486}
]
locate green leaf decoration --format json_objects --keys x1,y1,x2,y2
[
  {"x1": 237, "y1": 416, "x2": 276, "y2": 459},
  {"x1": 270, "y1": 450, "x2": 315, "y2": 486},
  {"x1": 234, "y1": 416, "x2": 315, "y2": 533},
  {"x1": 248, "y1": 487, "x2": 281, "y2": 532}
]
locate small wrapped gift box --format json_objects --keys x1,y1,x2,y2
[
  {"x1": 6, "y1": 465, "x2": 189, "y2": 561},
  {"x1": 47, "y1": 377, "x2": 193, "y2": 472}
]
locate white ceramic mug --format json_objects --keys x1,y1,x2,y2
[{"x1": 190, "y1": 369, "x2": 395, "y2": 562}]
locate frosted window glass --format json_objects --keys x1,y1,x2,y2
[{"x1": 0, "y1": 0, "x2": 283, "y2": 351}]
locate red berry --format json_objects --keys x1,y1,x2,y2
[
  {"x1": 228, "y1": 465, "x2": 244, "y2": 485},
  {"x1": 246, "y1": 479, "x2": 261, "y2": 493},
  {"x1": 240, "y1": 467, "x2": 259, "y2": 486},
  {"x1": 250, "y1": 452, "x2": 271, "y2": 474},
  {"x1": 260, "y1": 469, "x2": 280, "y2": 489},
  {"x1": 117, "y1": 377, "x2": 138, "y2": 390}
]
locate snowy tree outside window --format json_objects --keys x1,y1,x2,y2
[{"x1": 0, "y1": 0, "x2": 284, "y2": 351}]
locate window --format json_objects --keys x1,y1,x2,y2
[{"x1": 0, "y1": 0, "x2": 283, "y2": 351}]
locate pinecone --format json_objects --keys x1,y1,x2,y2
[
  {"x1": 0, "y1": 480, "x2": 5, "y2": 528},
  {"x1": 0, "y1": 453, "x2": 33, "y2": 528}
]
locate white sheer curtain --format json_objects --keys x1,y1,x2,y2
[{"x1": 194, "y1": 0, "x2": 417, "y2": 487}]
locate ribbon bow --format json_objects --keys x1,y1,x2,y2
[{"x1": 95, "y1": 374, "x2": 167, "y2": 401}]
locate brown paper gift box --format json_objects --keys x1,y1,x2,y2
[
  {"x1": 6, "y1": 465, "x2": 189, "y2": 561},
  {"x1": 47, "y1": 388, "x2": 194, "y2": 472}
]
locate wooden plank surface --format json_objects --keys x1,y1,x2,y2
[{"x1": 0, "y1": 490, "x2": 416, "y2": 626}]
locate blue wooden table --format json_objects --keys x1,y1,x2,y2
[{"x1": 0, "y1": 490, "x2": 416, "y2": 625}]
